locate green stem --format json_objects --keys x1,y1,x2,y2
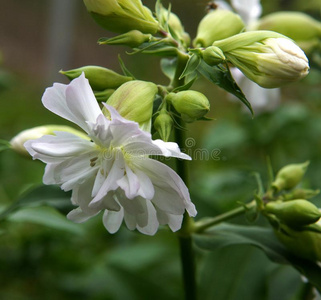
[
  {"x1": 175, "y1": 116, "x2": 197, "y2": 300},
  {"x1": 171, "y1": 50, "x2": 197, "y2": 300},
  {"x1": 193, "y1": 200, "x2": 256, "y2": 233}
]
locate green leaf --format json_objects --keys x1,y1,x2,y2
[
  {"x1": 195, "y1": 223, "x2": 288, "y2": 263},
  {"x1": 179, "y1": 54, "x2": 201, "y2": 80},
  {"x1": 8, "y1": 206, "x2": 84, "y2": 235},
  {"x1": 194, "y1": 223, "x2": 321, "y2": 292},
  {"x1": 160, "y1": 58, "x2": 177, "y2": 81},
  {"x1": 0, "y1": 185, "x2": 71, "y2": 220},
  {"x1": 172, "y1": 75, "x2": 197, "y2": 92},
  {"x1": 118, "y1": 55, "x2": 136, "y2": 78},
  {"x1": 197, "y1": 60, "x2": 253, "y2": 115}
]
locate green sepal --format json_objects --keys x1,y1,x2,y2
[
  {"x1": 197, "y1": 60, "x2": 253, "y2": 116},
  {"x1": 118, "y1": 55, "x2": 136, "y2": 78},
  {"x1": 179, "y1": 54, "x2": 201, "y2": 80},
  {"x1": 172, "y1": 75, "x2": 197, "y2": 92},
  {"x1": 129, "y1": 40, "x2": 178, "y2": 57}
]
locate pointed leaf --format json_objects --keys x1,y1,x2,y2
[
  {"x1": 160, "y1": 58, "x2": 177, "y2": 81},
  {"x1": 179, "y1": 54, "x2": 201, "y2": 80},
  {"x1": 118, "y1": 55, "x2": 136, "y2": 78},
  {"x1": 197, "y1": 60, "x2": 253, "y2": 115}
]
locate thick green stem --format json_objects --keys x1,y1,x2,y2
[
  {"x1": 175, "y1": 117, "x2": 197, "y2": 300},
  {"x1": 193, "y1": 200, "x2": 256, "y2": 233}
]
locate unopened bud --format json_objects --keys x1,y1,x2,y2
[
  {"x1": 83, "y1": 0, "x2": 159, "y2": 34},
  {"x1": 193, "y1": 9, "x2": 245, "y2": 47},
  {"x1": 282, "y1": 188, "x2": 320, "y2": 201},
  {"x1": 166, "y1": 91, "x2": 210, "y2": 123},
  {"x1": 213, "y1": 31, "x2": 310, "y2": 88},
  {"x1": 255, "y1": 12, "x2": 321, "y2": 54},
  {"x1": 202, "y1": 46, "x2": 226, "y2": 66},
  {"x1": 273, "y1": 222, "x2": 321, "y2": 261},
  {"x1": 154, "y1": 111, "x2": 173, "y2": 142},
  {"x1": 11, "y1": 125, "x2": 88, "y2": 157},
  {"x1": 60, "y1": 66, "x2": 132, "y2": 91},
  {"x1": 105, "y1": 80, "x2": 157, "y2": 131},
  {"x1": 272, "y1": 161, "x2": 309, "y2": 192},
  {"x1": 99, "y1": 30, "x2": 152, "y2": 48},
  {"x1": 265, "y1": 199, "x2": 321, "y2": 227},
  {"x1": 159, "y1": 6, "x2": 190, "y2": 47}
]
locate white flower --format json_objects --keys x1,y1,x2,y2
[
  {"x1": 24, "y1": 74, "x2": 196, "y2": 235},
  {"x1": 231, "y1": 0, "x2": 262, "y2": 25}
]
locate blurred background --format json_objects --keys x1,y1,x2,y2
[{"x1": 0, "y1": 0, "x2": 321, "y2": 299}]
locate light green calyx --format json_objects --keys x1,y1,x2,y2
[
  {"x1": 106, "y1": 80, "x2": 158, "y2": 131},
  {"x1": 60, "y1": 66, "x2": 133, "y2": 91}
]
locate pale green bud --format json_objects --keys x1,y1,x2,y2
[
  {"x1": 159, "y1": 7, "x2": 190, "y2": 47},
  {"x1": 202, "y1": 46, "x2": 226, "y2": 66},
  {"x1": 274, "y1": 221, "x2": 321, "y2": 261},
  {"x1": 282, "y1": 188, "x2": 320, "y2": 201},
  {"x1": 166, "y1": 91, "x2": 210, "y2": 123},
  {"x1": 255, "y1": 12, "x2": 321, "y2": 54},
  {"x1": 272, "y1": 161, "x2": 309, "y2": 192},
  {"x1": 60, "y1": 66, "x2": 132, "y2": 91},
  {"x1": 193, "y1": 9, "x2": 245, "y2": 47},
  {"x1": 265, "y1": 199, "x2": 321, "y2": 227},
  {"x1": 83, "y1": 0, "x2": 159, "y2": 34},
  {"x1": 105, "y1": 80, "x2": 158, "y2": 131},
  {"x1": 154, "y1": 111, "x2": 173, "y2": 142},
  {"x1": 10, "y1": 125, "x2": 88, "y2": 157},
  {"x1": 213, "y1": 31, "x2": 310, "y2": 88},
  {"x1": 99, "y1": 30, "x2": 152, "y2": 48}
]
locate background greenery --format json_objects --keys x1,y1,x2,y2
[{"x1": 0, "y1": 0, "x2": 321, "y2": 299}]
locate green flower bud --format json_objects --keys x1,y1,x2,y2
[
  {"x1": 265, "y1": 199, "x2": 321, "y2": 227},
  {"x1": 105, "y1": 80, "x2": 158, "y2": 131},
  {"x1": 282, "y1": 188, "x2": 320, "y2": 201},
  {"x1": 272, "y1": 161, "x2": 309, "y2": 192},
  {"x1": 154, "y1": 111, "x2": 173, "y2": 142},
  {"x1": 94, "y1": 89, "x2": 115, "y2": 102},
  {"x1": 166, "y1": 91, "x2": 210, "y2": 123},
  {"x1": 60, "y1": 66, "x2": 133, "y2": 91},
  {"x1": 83, "y1": 0, "x2": 159, "y2": 34},
  {"x1": 158, "y1": 7, "x2": 190, "y2": 47},
  {"x1": 213, "y1": 31, "x2": 310, "y2": 88},
  {"x1": 98, "y1": 30, "x2": 152, "y2": 48},
  {"x1": 202, "y1": 46, "x2": 226, "y2": 66},
  {"x1": 10, "y1": 125, "x2": 88, "y2": 157},
  {"x1": 273, "y1": 222, "x2": 321, "y2": 261},
  {"x1": 193, "y1": 9, "x2": 245, "y2": 47},
  {"x1": 255, "y1": 12, "x2": 321, "y2": 54}
]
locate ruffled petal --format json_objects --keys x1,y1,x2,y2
[
  {"x1": 117, "y1": 163, "x2": 140, "y2": 199},
  {"x1": 137, "y1": 158, "x2": 197, "y2": 217},
  {"x1": 90, "y1": 154, "x2": 125, "y2": 205},
  {"x1": 156, "y1": 209, "x2": 183, "y2": 232}
]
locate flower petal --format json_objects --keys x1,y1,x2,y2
[
  {"x1": 152, "y1": 139, "x2": 191, "y2": 160},
  {"x1": 102, "y1": 209, "x2": 124, "y2": 234}
]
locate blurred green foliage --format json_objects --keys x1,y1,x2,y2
[{"x1": 1, "y1": 0, "x2": 321, "y2": 299}]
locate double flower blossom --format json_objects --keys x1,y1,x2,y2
[{"x1": 25, "y1": 74, "x2": 196, "y2": 235}]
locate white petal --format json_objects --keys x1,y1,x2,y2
[
  {"x1": 156, "y1": 209, "x2": 183, "y2": 232},
  {"x1": 136, "y1": 199, "x2": 159, "y2": 235},
  {"x1": 25, "y1": 132, "x2": 95, "y2": 163},
  {"x1": 135, "y1": 168, "x2": 155, "y2": 200},
  {"x1": 42, "y1": 83, "x2": 79, "y2": 126},
  {"x1": 137, "y1": 158, "x2": 196, "y2": 216},
  {"x1": 116, "y1": 163, "x2": 140, "y2": 199},
  {"x1": 54, "y1": 153, "x2": 99, "y2": 191},
  {"x1": 116, "y1": 192, "x2": 145, "y2": 215},
  {"x1": 102, "y1": 209, "x2": 124, "y2": 234},
  {"x1": 152, "y1": 139, "x2": 191, "y2": 160},
  {"x1": 67, "y1": 207, "x2": 93, "y2": 223},
  {"x1": 43, "y1": 163, "x2": 59, "y2": 185},
  {"x1": 90, "y1": 155, "x2": 125, "y2": 204},
  {"x1": 65, "y1": 74, "x2": 102, "y2": 130}
]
